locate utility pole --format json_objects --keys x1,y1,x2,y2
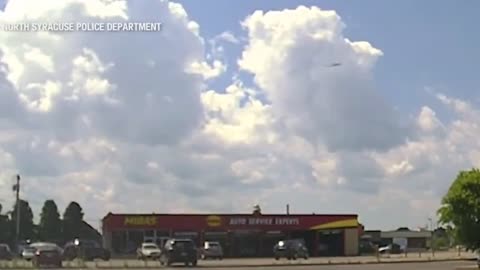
[
  {"x1": 13, "y1": 174, "x2": 20, "y2": 250},
  {"x1": 428, "y1": 217, "x2": 435, "y2": 256}
]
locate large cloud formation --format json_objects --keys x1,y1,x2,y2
[
  {"x1": 238, "y1": 7, "x2": 409, "y2": 152},
  {"x1": 0, "y1": 1, "x2": 476, "y2": 229}
]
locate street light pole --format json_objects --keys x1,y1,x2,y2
[
  {"x1": 428, "y1": 217, "x2": 435, "y2": 256},
  {"x1": 13, "y1": 174, "x2": 21, "y2": 249}
]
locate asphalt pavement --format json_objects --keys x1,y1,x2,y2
[
  {"x1": 65, "y1": 251, "x2": 476, "y2": 268},
  {"x1": 197, "y1": 261, "x2": 475, "y2": 270},
  {"x1": 17, "y1": 261, "x2": 472, "y2": 270}
]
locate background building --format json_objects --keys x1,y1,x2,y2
[
  {"x1": 380, "y1": 229, "x2": 432, "y2": 251},
  {"x1": 362, "y1": 228, "x2": 432, "y2": 252},
  {"x1": 102, "y1": 212, "x2": 360, "y2": 257}
]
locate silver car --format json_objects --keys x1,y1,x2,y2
[
  {"x1": 200, "y1": 241, "x2": 223, "y2": 260},
  {"x1": 21, "y1": 246, "x2": 36, "y2": 261}
]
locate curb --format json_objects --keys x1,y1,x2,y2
[
  {"x1": 0, "y1": 258, "x2": 475, "y2": 269},
  {"x1": 196, "y1": 258, "x2": 475, "y2": 268}
]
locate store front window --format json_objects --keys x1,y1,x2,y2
[
  {"x1": 173, "y1": 232, "x2": 199, "y2": 245},
  {"x1": 155, "y1": 231, "x2": 170, "y2": 248},
  {"x1": 262, "y1": 231, "x2": 285, "y2": 256},
  {"x1": 127, "y1": 230, "x2": 144, "y2": 254},
  {"x1": 317, "y1": 229, "x2": 344, "y2": 256},
  {"x1": 143, "y1": 230, "x2": 155, "y2": 243},
  {"x1": 232, "y1": 230, "x2": 260, "y2": 257},
  {"x1": 111, "y1": 231, "x2": 127, "y2": 254}
]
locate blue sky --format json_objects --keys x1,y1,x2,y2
[
  {"x1": 0, "y1": 0, "x2": 477, "y2": 123},
  {"x1": 0, "y1": 1, "x2": 477, "y2": 114},
  {"x1": 178, "y1": 0, "x2": 480, "y2": 118}
]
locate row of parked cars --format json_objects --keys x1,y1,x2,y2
[
  {"x1": 1, "y1": 238, "x2": 310, "y2": 268},
  {"x1": 0, "y1": 239, "x2": 110, "y2": 268},
  {"x1": 135, "y1": 238, "x2": 310, "y2": 267},
  {"x1": 136, "y1": 239, "x2": 220, "y2": 266}
]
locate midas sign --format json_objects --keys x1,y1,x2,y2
[
  {"x1": 124, "y1": 216, "x2": 157, "y2": 226},
  {"x1": 206, "y1": 215, "x2": 222, "y2": 227}
]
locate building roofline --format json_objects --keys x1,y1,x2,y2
[{"x1": 102, "y1": 212, "x2": 358, "y2": 220}]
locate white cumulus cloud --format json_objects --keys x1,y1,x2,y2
[
  {"x1": 238, "y1": 5, "x2": 409, "y2": 152},
  {"x1": 0, "y1": 1, "x2": 478, "y2": 231}
]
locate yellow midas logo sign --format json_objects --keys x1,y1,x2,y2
[
  {"x1": 206, "y1": 215, "x2": 222, "y2": 227},
  {"x1": 124, "y1": 216, "x2": 157, "y2": 226}
]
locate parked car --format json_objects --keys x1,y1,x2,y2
[
  {"x1": 31, "y1": 243, "x2": 63, "y2": 268},
  {"x1": 136, "y1": 242, "x2": 161, "y2": 260},
  {"x1": 199, "y1": 241, "x2": 223, "y2": 260},
  {"x1": 17, "y1": 240, "x2": 32, "y2": 256},
  {"x1": 378, "y1": 243, "x2": 403, "y2": 254},
  {"x1": 21, "y1": 246, "x2": 36, "y2": 261},
  {"x1": 63, "y1": 239, "x2": 110, "y2": 261},
  {"x1": 159, "y1": 238, "x2": 198, "y2": 267},
  {"x1": 29, "y1": 242, "x2": 63, "y2": 253},
  {"x1": 273, "y1": 239, "x2": 309, "y2": 260},
  {"x1": 0, "y1": 244, "x2": 13, "y2": 261}
]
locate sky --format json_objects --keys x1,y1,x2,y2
[{"x1": 0, "y1": 0, "x2": 479, "y2": 231}]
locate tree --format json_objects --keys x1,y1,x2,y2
[
  {"x1": 432, "y1": 236, "x2": 449, "y2": 249},
  {"x1": 38, "y1": 200, "x2": 62, "y2": 242},
  {"x1": 438, "y1": 168, "x2": 480, "y2": 251},
  {"x1": 63, "y1": 201, "x2": 84, "y2": 241},
  {"x1": 0, "y1": 203, "x2": 12, "y2": 244},
  {"x1": 445, "y1": 225, "x2": 459, "y2": 246},
  {"x1": 10, "y1": 199, "x2": 35, "y2": 241},
  {"x1": 253, "y1": 204, "x2": 262, "y2": 215}
]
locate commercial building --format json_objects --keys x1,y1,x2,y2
[
  {"x1": 362, "y1": 229, "x2": 432, "y2": 252},
  {"x1": 102, "y1": 212, "x2": 360, "y2": 257},
  {"x1": 380, "y1": 229, "x2": 432, "y2": 251}
]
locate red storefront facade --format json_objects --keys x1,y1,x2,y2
[{"x1": 102, "y1": 213, "x2": 360, "y2": 257}]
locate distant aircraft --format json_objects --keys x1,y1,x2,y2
[{"x1": 328, "y1": 62, "x2": 342, "y2": 67}]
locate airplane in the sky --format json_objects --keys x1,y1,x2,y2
[{"x1": 328, "y1": 62, "x2": 342, "y2": 67}]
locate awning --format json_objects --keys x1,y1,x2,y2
[{"x1": 309, "y1": 219, "x2": 358, "y2": 230}]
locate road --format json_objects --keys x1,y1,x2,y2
[
  {"x1": 127, "y1": 261, "x2": 476, "y2": 269},
  {"x1": 63, "y1": 251, "x2": 474, "y2": 268},
  {"x1": 1, "y1": 251, "x2": 476, "y2": 269},
  {"x1": 54, "y1": 261, "x2": 477, "y2": 269}
]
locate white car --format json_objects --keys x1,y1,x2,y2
[
  {"x1": 476, "y1": 249, "x2": 480, "y2": 269},
  {"x1": 21, "y1": 246, "x2": 36, "y2": 261},
  {"x1": 378, "y1": 243, "x2": 403, "y2": 254},
  {"x1": 137, "y1": 243, "x2": 161, "y2": 260},
  {"x1": 200, "y1": 241, "x2": 223, "y2": 260}
]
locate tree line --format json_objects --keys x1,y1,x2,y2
[
  {"x1": 438, "y1": 168, "x2": 480, "y2": 251},
  {"x1": 0, "y1": 199, "x2": 100, "y2": 247}
]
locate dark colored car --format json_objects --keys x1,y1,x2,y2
[
  {"x1": 0, "y1": 244, "x2": 13, "y2": 261},
  {"x1": 273, "y1": 239, "x2": 309, "y2": 260},
  {"x1": 159, "y1": 238, "x2": 198, "y2": 267},
  {"x1": 63, "y1": 240, "x2": 110, "y2": 261},
  {"x1": 32, "y1": 244, "x2": 63, "y2": 268}
]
